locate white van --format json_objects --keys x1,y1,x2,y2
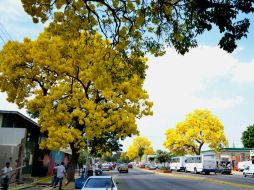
[
  {"x1": 185, "y1": 154, "x2": 216, "y2": 175},
  {"x1": 170, "y1": 156, "x2": 186, "y2": 171},
  {"x1": 243, "y1": 165, "x2": 254, "y2": 177}
]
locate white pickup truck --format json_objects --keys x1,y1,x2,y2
[
  {"x1": 238, "y1": 161, "x2": 252, "y2": 171},
  {"x1": 243, "y1": 165, "x2": 254, "y2": 177}
]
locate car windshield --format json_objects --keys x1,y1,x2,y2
[
  {"x1": 119, "y1": 164, "x2": 127, "y2": 168},
  {"x1": 85, "y1": 178, "x2": 115, "y2": 188}
]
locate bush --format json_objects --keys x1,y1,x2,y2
[{"x1": 160, "y1": 166, "x2": 170, "y2": 171}]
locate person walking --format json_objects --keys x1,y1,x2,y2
[
  {"x1": 50, "y1": 164, "x2": 58, "y2": 187},
  {"x1": 54, "y1": 162, "x2": 66, "y2": 190},
  {"x1": 1, "y1": 162, "x2": 13, "y2": 190}
]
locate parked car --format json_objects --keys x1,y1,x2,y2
[
  {"x1": 81, "y1": 176, "x2": 118, "y2": 190},
  {"x1": 216, "y1": 167, "x2": 232, "y2": 175},
  {"x1": 108, "y1": 164, "x2": 113, "y2": 170},
  {"x1": 128, "y1": 163, "x2": 133, "y2": 168},
  {"x1": 148, "y1": 164, "x2": 157, "y2": 170},
  {"x1": 101, "y1": 164, "x2": 110, "y2": 171},
  {"x1": 139, "y1": 163, "x2": 145, "y2": 168},
  {"x1": 216, "y1": 162, "x2": 232, "y2": 175},
  {"x1": 118, "y1": 164, "x2": 129, "y2": 173},
  {"x1": 243, "y1": 165, "x2": 254, "y2": 177}
]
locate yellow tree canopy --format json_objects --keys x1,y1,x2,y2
[
  {"x1": 126, "y1": 136, "x2": 154, "y2": 160},
  {"x1": 21, "y1": 1, "x2": 253, "y2": 55},
  {"x1": 164, "y1": 109, "x2": 228, "y2": 155},
  {"x1": 0, "y1": 30, "x2": 153, "y2": 154}
]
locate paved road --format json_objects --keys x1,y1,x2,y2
[
  {"x1": 104, "y1": 168, "x2": 254, "y2": 190},
  {"x1": 173, "y1": 170, "x2": 254, "y2": 186}
]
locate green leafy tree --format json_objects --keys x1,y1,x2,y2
[
  {"x1": 111, "y1": 152, "x2": 121, "y2": 163},
  {"x1": 242, "y1": 124, "x2": 254, "y2": 148},
  {"x1": 21, "y1": 0, "x2": 254, "y2": 56},
  {"x1": 155, "y1": 150, "x2": 171, "y2": 166},
  {"x1": 78, "y1": 152, "x2": 87, "y2": 168},
  {"x1": 89, "y1": 132, "x2": 123, "y2": 157},
  {"x1": 148, "y1": 157, "x2": 155, "y2": 162}
]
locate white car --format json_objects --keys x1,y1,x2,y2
[
  {"x1": 243, "y1": 165, "x2": 254, "y2": 177},
  {"x1": 101, "y1": 164, "x2": 110, "y2": 171},
  {"x1": 81, "y1": 176, "x2": 118, "y2": 190}
]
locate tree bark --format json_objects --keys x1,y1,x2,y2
[
  {"x1": 66, "y1": 144, "x2": 79, "y2": 182},
  {"x1": 197, "y1": 142, "x2": 204, "y2": 155}
]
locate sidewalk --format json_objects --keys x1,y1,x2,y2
[
  {"x1": 231, "y1": 170, "x2": 243, "y2": 176},
  {"x1": 9, "y1": 174, "x2": 79, "y2": 190},
  {"x1": 41, "y1": 182, "x2": 75, "y2": 190}
]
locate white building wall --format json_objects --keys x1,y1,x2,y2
[{"x1": 0, "y1": 128, "x2": 26, "y2": 146}]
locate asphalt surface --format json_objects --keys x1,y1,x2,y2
[
  {"x1": 176, "y1": 170, "x2": 254, "y2": 186},
  {"x1": 104, "y1": 168, "x2": 254, "y2": 190}
]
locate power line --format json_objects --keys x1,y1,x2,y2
[
  {"x1": 0, "y1": 34, "x2": 6, "y2": 44},
  {"x1": 0, "y1": 22, "x2": 12, "y2": 46},
  {"x1": 0, "y1": 22, "x2": 12, "y2": 41}
]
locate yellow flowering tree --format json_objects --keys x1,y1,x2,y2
[
  {"x1": 119, "y1": 152, "x2": 131, "y2": 163},
  {"x1": 21, "y1": 0, "x2": 253, "y2": 55},
  {"x1": 0, "y1": 30, "x2": 152, "y2": 180},
  {"x1": 126, "y1": 136, "x2": 154, "y2": 161},
  {"x1": 164, "y1": 109, "x2": 228, "y2": 155}
]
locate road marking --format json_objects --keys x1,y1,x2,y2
[{"x1": 137, "y1": 168, "x2": 254, "y2": 189}]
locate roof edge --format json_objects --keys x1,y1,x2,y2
[{"x1": 0, "y1": 110, "x2": 38, "y2": 127}]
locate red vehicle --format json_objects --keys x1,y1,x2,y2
[{"x1": 108, "y1": 165, "x2": 113, "y2": 170}]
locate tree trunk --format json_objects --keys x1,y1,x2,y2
[
  {"x1": 197, "y1": 142, "x2": 204, "y2": 155},
  {"x1": 66, "y1": 145, "x2": 79, "y2": 182},
  {"x1": 16, "y1": 138, "x2": 25, "y2": 181}
]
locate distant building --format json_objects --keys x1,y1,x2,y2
[
  {"x1": 202, "y1": 148, "x2": 254, "y2": 169},
  {"x1": 0, "y1": 110, "x2": 70, "y2": 178}
]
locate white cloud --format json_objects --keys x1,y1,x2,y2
[
  {"x1": 232, "y1": 59, "x2": 254, "y2": 83},
  {"x1": 196, "y1": 96, "x2": 245, "y2": 109},
  {"x1": 144, "y1": 46, "x2": 240, "y2": 115},
  {"x1": 131, "y1": 45, "x2": 251, "y2": 150}
]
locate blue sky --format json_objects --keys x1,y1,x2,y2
[{"x1": 1, "y1": 0, "x2": 254, "y2": 151}]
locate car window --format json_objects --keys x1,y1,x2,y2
[{"x1": 85, "y1": 178, "x2": 115, "y2": 188}]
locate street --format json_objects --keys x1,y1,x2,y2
[{"x1": 104, "y1": 168, "x2": 254, "y2": 190}]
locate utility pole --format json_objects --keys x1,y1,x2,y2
[{"x1": 85, "y1": 139, "x2": 89, "y2": 179}]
